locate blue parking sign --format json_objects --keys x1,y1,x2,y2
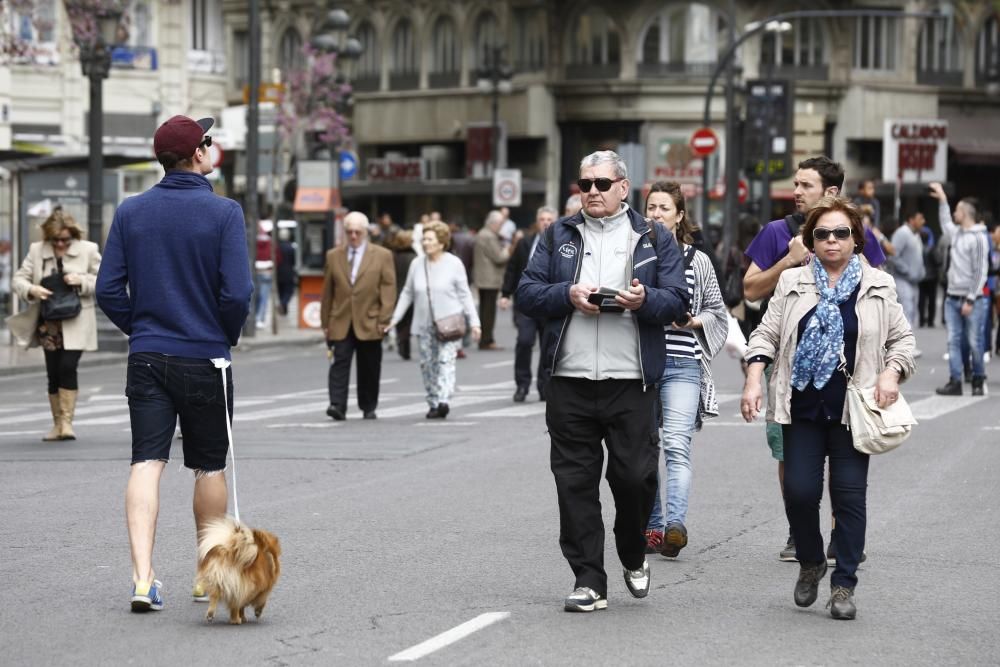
[{"x1": 339, "y1": 150, "x2": 359, "y2": 181}]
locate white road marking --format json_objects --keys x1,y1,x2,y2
[
  {"x1": 907, "y1": 395, "x2": 987, "y2": 420},
  {"x1": 467, "y1": 404, "x2": 546, "y2": 418},
  {"x1": 457, "y1": 380, "x2": 516, "y2": 392},
  {"x1": 413, "y1": 421, "x2": 480, "y2": 427},
  {"x1": 481, "y1": 360, "x2": 514, "y2": 369},
  {"x1": 388, "y1": 612, "x2": 510, "y2": 662},
  {"x1": 0, "y1": 402, "x2": 124, "y2": 426},
  {"x1": 0, "y1": 429, "x2": 45, "y2": 437},
  {"x1": 266, "y1": 422, "x2": 338, "y2": 429}
]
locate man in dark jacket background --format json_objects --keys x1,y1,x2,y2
[
  {"x1": 516, "y1": 150, "x2": 688, "y2": 613},
  {"x1": 500, "y1": 205, "x2": 557, "y2": 402},
  {"x1": 96, "y1": 115, "x2": 253, "y2": 613}
]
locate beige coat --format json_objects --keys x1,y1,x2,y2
[
  {"x1": 472, "y1": 226, "x2": 509, "y2": 289},
  {"x1": 8, "y1": 239, "x2": 101, "y2": 351},
  {"x1": 319, "y1": 243, "x2": 396, "y2": 341},
  {"x1": 745, "y1": 262, "x2": 916, "y2": 425}
]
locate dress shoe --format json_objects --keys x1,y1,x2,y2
[
  {"x1": 513, "y1": 387, "x2": 528, "y2": 402},
  {"x1": 478, "y1": 343, "x2": 503, "y2": 351},
  {"x1": 437, "y1": 403, "x2": 450, "y2": 418},
  {"x1": 972, "y1": 375, "x2": 986, "y2": 396},
  {"x1": 425, "y1": 407, "x2": 441, "y2": 419},
  {"x1": 363, "y1": 411, "x2": 377, "y2": 420},
  {"x1": 935, "y1": 379, "x2": 962, "y2": 396},
  {"x1": 326, "y1": 405, "x2": 346, "y2": 420}
]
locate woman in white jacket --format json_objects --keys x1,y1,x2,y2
[{"x1": 8, "y1": 209, "x2": 101, "y2": 440}]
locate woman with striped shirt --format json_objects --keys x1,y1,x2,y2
[{"x1": 644, "y1": 182, "x2": 729, "y2": 557}]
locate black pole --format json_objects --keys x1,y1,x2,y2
[
  {"x1": 245, "y1": 0, "x2": 261, "y2": 337},
  {"x1": 760, "y1": 65, "x2": 774, "y2": 227},
  {"x1": 721, "y1": 0, "x2": 738, "y2": 267},
  {"x1": 490, "y1": 47, "x2": 500, "y2": 173},
  {"x1": 87, "y1": 68, "x2": 104, "y2": 246}
]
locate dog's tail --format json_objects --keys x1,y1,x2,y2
[{"x1": 197, "y1": 516, "x2": 258, "y2": 568}]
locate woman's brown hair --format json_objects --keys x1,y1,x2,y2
[
  {"x1": 40, "y1": 208, "x2": 83, "y2": 243},
  {"x1": 422, "y1": 221, "x2": 451, "y2": 250},
  {"x1": 645, "y1": 181, "x2": 696, "y2": 245},
  {"x1": 802, "y1": 196, "x2": 866, "y2": 255}
]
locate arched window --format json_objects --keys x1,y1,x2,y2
[
  {"x1": 354, "y1": 21, "x2": 380, "y2": 91},
  {"x1": 131, "y1": 1, "x2": 151, "y2": 47},
  {"x1": 474, "y1": 11, "x2": 501, "y2": 72},
  {"x1": 567, "y1": 8, "x2": 620, "y2": 78},
  {"x1": 513, "y1": 6, "x2": 546, "y2": 72},
  {"x1": 389, "y1": 18, "x2": 418, "y2": 90},
  {"x1": 430, "y1": 16, "x2": 460, "y2": 87},
  {"x1": 760, "y1": 19, "x2": 828, "y2": 80},
  {"x1": 637, "y1": 4, "x2": 723, "y2": 78},
  {"x1": 975, "y1": 15, "x2": 1000, "y2": 86},
  {"x1": 278, "y1": 27, "x2": 303, "y2": 73},
  {"x1": 917, "y1": 16, "x2": 962, "y2": 86}
]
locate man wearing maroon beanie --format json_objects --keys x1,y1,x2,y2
[{"x1": 96, "y1": 114, "x2": 253, "y2": 613}]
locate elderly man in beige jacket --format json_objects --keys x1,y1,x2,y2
[{"x1": 472, "y1": 210, "x2": 511, "y2": 350}]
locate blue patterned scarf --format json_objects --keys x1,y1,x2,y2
[{"x1": 790, "y1": 255, "x2": 863, "y2": 391}]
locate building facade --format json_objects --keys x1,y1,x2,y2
[{"x1": 219, "y1": 0, "x2": 1000, "y2": 232}]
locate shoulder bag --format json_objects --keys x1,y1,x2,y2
[
  {"x1": 39, "y1": 257, "x2": 81, "y2": 322},
  {"x1": 423, "y1": 257, "x2": 466, "y2": 342},
  {"x1": 840, "y1": 359, "x2": 917, "y2": 455}
]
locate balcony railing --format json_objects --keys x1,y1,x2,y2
[
  {"x1": 352, "y1": 75, "x2": 381, "y2": 92},
  {"x1": 565, "y1": 62, "x2": 621, "y2": 80},
  {"x1": 636, "y1": 62, "x2": 718, "y2": 79},
  {"x1": 766, "y1": 63, "x2": 829, "y2": 81},
  {"x1": 917, "y1": 69, "x2": 963, "y2": 87},
  {"x1": 187, "y1": 49, "x2": 226, "y2": 75},
  {"x1": 429, "y1": 71, "x2": 460, "y2": 89},
  {"x1": 388, "y1": 72, "x2": 420, "y2": 91}
]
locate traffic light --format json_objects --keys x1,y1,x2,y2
[{"x1": 743, "y1": 79, "x2": 793, "y2": 180}]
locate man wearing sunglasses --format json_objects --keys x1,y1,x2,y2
[
  {"x1": 742, "y1": 156, "x2": 885, "y2": 563},
  {"x1": 97, "y1": 114, "x2": 254, "y2": 613},
  {"x1": 516, "y1": 150, "x2": 689, "y2": 613}
]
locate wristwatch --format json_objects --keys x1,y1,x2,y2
[{"x1": 964, "y1": 297, "x2": 977, "y2": 306}]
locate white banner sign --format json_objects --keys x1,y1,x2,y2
[{"x1": 882, "y1": 119, "x2": 948, "y2": 184}]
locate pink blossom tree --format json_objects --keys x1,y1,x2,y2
[{"x1": 276, "y1": 43, "x2": 353, "y2": 154}]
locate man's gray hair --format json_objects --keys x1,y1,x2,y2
[
  {"x1": 536, "y1": 205, "x2": 558, "y2": 219},
  {"x1": 579, "y1": 150, "x2": 628, "y2": 180},
  {"x1": 485, "y1": 210, "x2": 505, "y2": 228}
]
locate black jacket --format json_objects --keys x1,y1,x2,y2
[{"x1": 501, "y1": 232, "x2": 536, "y2": 299}]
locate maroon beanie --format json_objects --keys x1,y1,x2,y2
[{"x1": 153, "y1": 116, "x2": 214, "y2": 158}]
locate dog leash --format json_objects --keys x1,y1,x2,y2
[{"x1": 211, "y1": 358, "x2": 240, "y2": 523}]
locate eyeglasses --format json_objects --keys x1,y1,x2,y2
[
  {"x1": 199, "y1": 136, "x2": 212, "y2": 149},
  {"x1": 577, "y1": 177, "x2": 624, "y2": 193},
  {"x1": 345, "y1": 229, "x2": 364, "y2": 236},
  {"x1": 52, "y1": 235, "x2": 73, "y2": 245},
  {"x1": 812, "y1": 227, "x2": 852, "y2": 241}
]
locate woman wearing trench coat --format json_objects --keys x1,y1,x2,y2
[{"x1": 8, "y1": 209, "x2": 101, "y2": 441}]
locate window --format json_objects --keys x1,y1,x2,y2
[
  {"x1": 473, "y1": 11, "x2": 501, "y2": 72},
  {"x1": 975, "y1": 15, "x2": 1000, "y2": 86},
  {"x1": 131, "y1": 1, "x2": 152, "y2": 47},
  {"x1": 567, "y1": 8, "x2": 620, "y2": 78},
  {"x1": 189, "y1": 0, "x2": 224, "y2": 73},
  {"x1": 637, "y1": 4, "x2": 724, "y2": 78},
  {"x1": 354, "y1": 21, "x2": 380, "y2": 91},
  {"x1": 513, "y1": 7, "x2": 546, "y2": 72},
  {"x1": 760, "y1": 19, "x2": 827, "y2": 80},
  {"x1": 278, "y1": 27, "x2": 303, "y2": 73},
  {"x1": 430, "y1": 16, "x2": 460, "y2": 87},
  {"x1": 6, "y1": 0, "x2": 57, "y2": 64},
  {"x1": 232, "y1": 29, "x2": 248, "y2": 89},
  {"x1": 917, "y1": 16, "x2": 962, "y2": 86},
  {"x1": 389, "y1": 18, "x2": 418, "y2": 90},
  {"x1": 853, "y1": 13, "x2": 900, "y2": 71}
]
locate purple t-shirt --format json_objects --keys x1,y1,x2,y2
[{"x1": 744, "y1": 218, "x2": 886, "y2": 271}]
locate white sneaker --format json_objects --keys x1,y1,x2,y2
[
  {"x1": 623, "y1": 560, "x2": 651, "y2": 598},
  {"x1": 564, "y1": 586, "x2": 607, "y2": 612},
  {"x1": 913, "y1": 348, "x2": 923, "y2": 359}
]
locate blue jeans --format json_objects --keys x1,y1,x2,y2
[
  {"x1": 648, "y1": 357, "x2": 701, "y2": 531},
  {"x1": 255, "y1": 272, "x2": 272, "y2": 324},
  {"x1": 945, "y1": 295, "x2": 988, "y2": 380}
]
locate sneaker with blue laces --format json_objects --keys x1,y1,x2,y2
[{"x1": 131, "y1": 579, "x2": 164, "y2": 612}]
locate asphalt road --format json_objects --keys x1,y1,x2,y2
[{"x1": 0, "y1": 318, "x2": 997, "y2": 666}]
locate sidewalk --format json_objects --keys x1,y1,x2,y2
[{"x1": 0, "y1": 315, "x2": 324, "y2": 377}]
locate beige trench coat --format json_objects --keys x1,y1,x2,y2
[
  {"x1": 472, "y1": 226, "x2": 509, "y2": 289},
  {"x1": 745, "y1": 261, "x2": 916, "y2": 426},
  {"x1": 8, "y1": 239, "x2": 101, "y2": 351}
]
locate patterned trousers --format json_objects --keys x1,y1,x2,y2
[{"x1": 416, "y1": 330, "x2": 460, "y2": 407}]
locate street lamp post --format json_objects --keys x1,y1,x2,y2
[
  {"x1": 476, "y1": 46, "x2": 512, "y2": 174},
  {"x1": 78, "y1": 9, "x2": 123, "y2": 247}
]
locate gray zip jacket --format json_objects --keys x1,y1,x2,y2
[
  {"x1": 888, "y1": 224, "x2": 925, "y2": 285},
  {"x1": 555, "y1": 204, "x2": 641, "y2": 379},
  {"x1": 939, "y1": 201, "x2": 989, "y2": 301}
]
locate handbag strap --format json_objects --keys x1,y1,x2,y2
[{"x1": 422, "y1": 256, "x2": 437, "y2": 323}]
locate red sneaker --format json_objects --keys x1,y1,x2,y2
[
  {"x1": 644, "y1": 529, "x2": 663, "y2": 554},
  {"x1": 456, "y1": 349, "x2": 467, "y2": 359}
]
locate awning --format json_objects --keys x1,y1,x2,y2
[
  {"x1": 941, "y1": 111, "x2": 1000, "y2": 166},
  {"x1": 0, "y1": 152, "x2": 154, "y2": 171}
]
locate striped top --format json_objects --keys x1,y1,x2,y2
[{"x1": 664, "y1": 246, "x2": 703, "y2": 360}]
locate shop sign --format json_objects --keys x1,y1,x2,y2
[
  {"x1": 366, "y1": 157, "x2": 426, "y2": 182},
  {"x1": 883, "y1": 119, "x2": 948, "y2": 183}
]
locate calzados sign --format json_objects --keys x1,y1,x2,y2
[
  {"x1": 366, "y1": 157, "x2": 426, "y2": 182},
  {"x1": 882, "y1": 119, "x2": 948, "y2": 184}
]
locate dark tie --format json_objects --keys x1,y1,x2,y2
[{"x1": 348, "y1": 249, "x2": 356, "y2": 284}]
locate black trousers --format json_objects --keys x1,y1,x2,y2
[
  {"x1": 513, "y1": 309, "x2": 549, "y2": 394},
  {"x1": 44, "y1": 348, "x2": 82, "y2": 394},
  {"x1": 918, "y1": 280, "x2": 937, "y2": 326},
  {"x1": 327, "y1": 324, "x2": 383, "y2": 413},
  {"x1": 546, "y1": 376, "x2": 659, "y2": 596},
  {"x1": 478, "y1": 288, "x2": 499, "y2": 346},
  {"x1": 782, "y1": 421, "x2": 869, "y2": 589}
]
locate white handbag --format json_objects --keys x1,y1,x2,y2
[{"x1": 841, "y1": 361, "x2": 917, "y2": 455}]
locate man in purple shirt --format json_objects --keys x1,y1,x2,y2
[{"x1": 742, "y1": 156, "x2": 884, "y2": 562}]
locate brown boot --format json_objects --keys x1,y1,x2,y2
[
  {"x1": 43, "y1": 393, "x2": 62, "y2": 441},
  {"x1": 57, "y1": 388, "x2": 78, "y2": 440}
]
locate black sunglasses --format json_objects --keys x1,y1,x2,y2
[
  {"x1": 813, "y1": 226, "x2": 852, "y2": 241},
  {"x1": 199, "y1": 135, "x2": 212, "y2": 149},
  {"x1": 577, "y1": 177, "x2": 623, "y2": 193}
]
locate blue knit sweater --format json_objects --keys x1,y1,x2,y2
[{"x1": 96, "y1": 171, "x2": 253, "y2": 360}]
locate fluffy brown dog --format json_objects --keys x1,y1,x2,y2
[{"x1": 196, "y1": 516, "x2": 281, "y2": 624}]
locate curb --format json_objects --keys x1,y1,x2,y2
[{"x1": 0, "y1": 333, "x2": 325, "y2": 377}]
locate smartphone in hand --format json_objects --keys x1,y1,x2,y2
[{"x1": 587, "y1": 288, "x2": 625, "y2": 313}]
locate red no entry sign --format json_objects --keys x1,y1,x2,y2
[{"x1": 690, "y1": 127, "x2": 719, "y2": 157}]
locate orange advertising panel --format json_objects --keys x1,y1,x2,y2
[
  {"x1": 298, "y1": 274, "x2": 325, "y2": 330},
  {"x1": 293, "y1": 187, "x2": 340, "y2": 213}
]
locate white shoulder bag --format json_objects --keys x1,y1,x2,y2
[{"x1": 840, "y1": 357, "x2": 917, "y2": 455}]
